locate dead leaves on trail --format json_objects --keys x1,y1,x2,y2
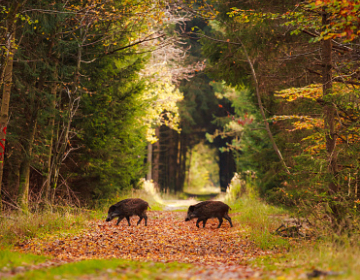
[{"x1": 17, "y1": 211, "x2": 268, "y2": 267}]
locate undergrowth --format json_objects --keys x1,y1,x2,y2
[
  {"x1": 0, "y1": 208, "x2": 97, "y2": 246},
  {"x1": 226, "y1": 174, "x2": 360, "y2": 279},
  {"x1": 225, "y1": 173, "x2": 289, "y2": 250},
  {"x1": 0, "y1": 181, "x2": 169, "y2": 247}
]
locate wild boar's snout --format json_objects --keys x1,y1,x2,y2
[{"x1": 105, "y1": 214, "x2": 112, "y2": 222}]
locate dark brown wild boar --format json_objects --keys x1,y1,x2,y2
[
  {"x1": 105, "y1": 198, "x2": 150, "y2": 226},
  {"x1": 185, "y1": 201, "x2": 233, "y2": 228}
]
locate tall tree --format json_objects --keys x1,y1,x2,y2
[{"x1": 0, "y1": 0, "x2": 22, "y2": 210}]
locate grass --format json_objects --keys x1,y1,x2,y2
[
  {"x1": 225, "y1": 176, "x2": 290, "y2": 251},
  {"x1": 0, "y1": 208, "x2": 98, "y2": 246},
  {"x1": 229, "y1": 197, "x2": 290, "y2": 250},
  {"x1": 0, "y1": 250, "x2": 48, "y2": 271},
  {"x1": 263, "y1": 239, "x2": 360, "y2": 279},
  {"x1": 223, "y1": 177, "x2": 360, "y2": 279},
  {"x1": 5, "y1": 258, "x2": 192, "y2": 280}
]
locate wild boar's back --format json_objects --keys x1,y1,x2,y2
[
  {"x1": 194, "y1": 201, "x2": 230, "y2": 218},
  {"x1": 114, "y1": 198, "x2": 149, "y2": 216}
]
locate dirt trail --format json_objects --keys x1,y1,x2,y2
[{"x1": 17, "y1": 211, "x2": 269, "y2": 279}]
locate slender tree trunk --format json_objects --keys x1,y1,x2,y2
[
  {"x1": 51, "y1": 166, "x2": 60, "y2": 204},
  {"x1": 0, "y1": 30, "x2": 15, "y2": 211},
  {"x1": 50, "y1": 24, "x2": 84, "y2": 203},
  {"x1": 187, "y1": 146, "x2": 192, "y2": 189},
  {"x1": 238, "y1": 42, "x2": 290, "y2": 174},
  {"x1": 147, "y1": 143, "x2": 152, "y2": 180},
  {"x1": 180, "y1": 134, "x2": 187, "y2": 191},
  {"x1": 175, "y1": 134, "x2": 182, "y2": 192},
  {"x1": 322, "y1": 11, "x2": 338, "y2": 194},
  {"x1": 0, "y1": 3, "x2": 21, "y2": 89},
  {"x1": 18, "y1": 119, "x2": 37, "y2": 211},
  {"x1": 168, "y1": 129, "x2": 177, "y2": 192},
  {"x1": 152, "y1": 127, "x2": 160, "y2": 184},
  {"x1": 45, "y1": 66, "x2": 58, "y2": 202}
]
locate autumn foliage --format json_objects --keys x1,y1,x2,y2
[{"x1": 18, "y1": 212, "x2": 268, "y2": 271}]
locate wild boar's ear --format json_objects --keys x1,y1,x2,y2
[{"x1": 189, "y1": 205, "x2": 195, "y2": 211}]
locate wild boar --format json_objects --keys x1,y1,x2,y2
[
  {"x1": 185, "y1": 201, "x2": 233, "y2": 228},
  {"x1": 105, "y1": 198, "x2": 150, "y2": 226}
]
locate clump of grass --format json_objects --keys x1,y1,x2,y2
[
  {"x1": 264, "y1": 240, "x2": 360, "y2": 279},
  {"x1": 225, "y1": 173, "x2": 289, "y2": 250},
  {"x1": 0, "y1": 208, "x2": 97, "y2": 246},
  {"x1": 230, "y1": 197, "x2": 289, "y2": 250}
]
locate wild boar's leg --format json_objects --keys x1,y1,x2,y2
[
  {"x1": 144, "y1": 214, "x2": 148, "y2": 226},
  {"x1": 224, "y1": 214, "x2": 233, "y2": 227},
  {"x1": 202, "y1": 219, "x2": 208, "y2": 228},
  {"x1": 217, "y1": 217, "x2": 223, "y2": 228},
  {"x1": 137, "y1": 216, "x2": 143, "y2": 225},
  {"x1": 196, "y1": 219, "x2": 202, "y2": 228},
  {"x1": 126, "y1": 216, "x2": 131, "y2": 226},
  {"x1": 116, "y1": 217, "x2": 124, "y2": 226}
]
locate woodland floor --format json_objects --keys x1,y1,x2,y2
[{"x1": 5, "y1": 211, "x2": 273, "y2": 279}]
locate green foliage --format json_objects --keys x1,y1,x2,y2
[
  {"x1": 74, "y1": 54, "x2": 149, "y2": 198},
  {"x1": 2, "y1": 0, "x2": 188, "y2": 206},
  {"x1": 207, "y1": 81, "x2": 282, "y2": 193}
]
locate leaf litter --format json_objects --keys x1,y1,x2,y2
[{"x1": 16, "y1": 211, "x2": 271, "y2": 279}]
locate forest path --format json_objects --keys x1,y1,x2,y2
[{"x1": 16, "y1": 211, "x2": 268, "y2": 279}]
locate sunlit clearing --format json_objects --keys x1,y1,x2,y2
[{"x1": 183, "y1": 142, "x2": 221, "y2": 195}]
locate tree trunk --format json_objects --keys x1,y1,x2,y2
[
  {"x1": 44, "y1": 66, "x2": 58, "y2": 202},
  {"x1": 236, "y1": 37, "x2": 290, "y2": 174},
  {"x1": 49, "y1": 24, "x2": 84, "y2": 203},
  {"x1": 167, "y1": 129, "x2": 177, "y2": 192},
  {"x1": 0, "y1": 30, "x2": 15, "y2": 211},
  {"x1": 147, "y1": 143, "x2": 152, "y2": 180},
  {"x1": 322, "y1": 11, "x2": 338, "y2": 194},
  {"x1": 186, "y1": 146, "x2": 192, "y2": 189},
  {"x1": 0, "y1": 3, "x2": 21, "y2": 89},
  {"x1": 152, "y1": 127, "x2": 160, "y2": 184},
  {"x1": 18, "y1": 119, "x2": 37, "y2": 211},
  {"x1": 179, "y1": 134, "x2": 187, "y2": 191}
]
